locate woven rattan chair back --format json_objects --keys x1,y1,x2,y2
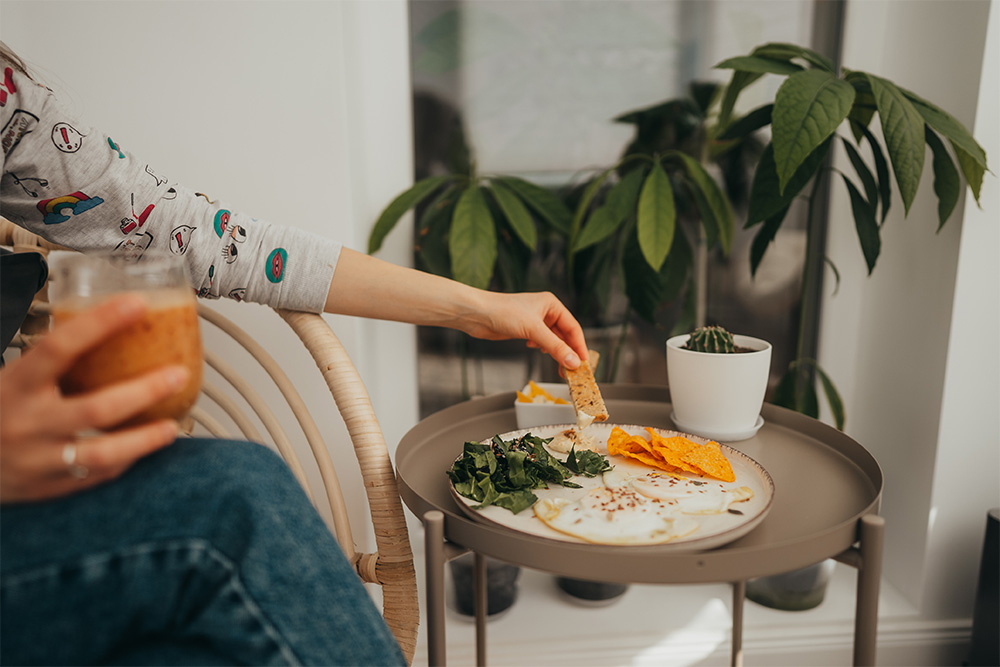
[{"x1": 0, "y1": 218, "x2": 418, "y2": 663}]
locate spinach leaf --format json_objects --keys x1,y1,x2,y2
[{"x1": 447, "y1": 432, "x2": 613, "y2": 514}]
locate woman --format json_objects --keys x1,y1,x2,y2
[{"x1": 0, "y1": 42, "x2": 588, "y2": 665}]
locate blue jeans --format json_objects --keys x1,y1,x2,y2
[{"x1": 0, "y1": 439, "x2": 406, "y2": 666}]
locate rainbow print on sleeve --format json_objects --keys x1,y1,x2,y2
[{"x1": 36, "y1": 190, "x2": 105, "y2": 225}]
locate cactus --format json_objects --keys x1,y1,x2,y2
[{"x1": 683, "y1": 325, "x2": 736, "y2": 353}]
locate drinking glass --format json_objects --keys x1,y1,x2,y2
[{"x1": 49, "y1": 250, "x2": 203, "y2": 427}]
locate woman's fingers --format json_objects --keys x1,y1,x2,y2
[
  {"x1": 65, "y1": 419, "x2": 180, "y2": 480},
  {"x1": 542, "y1": 306, "x2": 588, "y2": 369},
  {"x1": 60, "y1": 364, "x2": 190, "y2": 433},
  {"x1": 0, "y1": 420, "x2": 179, "y2": 504},
  {"x1": 13, "y1": 294, "x2": 148, "y2": 390}
]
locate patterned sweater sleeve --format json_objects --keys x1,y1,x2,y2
[{"x1": 0, "y1": 58, "x2": 340, "y2": 312}]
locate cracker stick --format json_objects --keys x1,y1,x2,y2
[{"x1": 565, "y1": 349, "x2": 609, "y2": 423}]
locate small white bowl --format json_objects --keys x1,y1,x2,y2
[{"x1": 514, "y1": 382, "x2": 576, "y2": 429}]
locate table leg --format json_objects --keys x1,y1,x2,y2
[
  {"x1": 731, "y1": 580, "x2": 745, "y2": 667},
  {"x1": 853, "y1": 513, "x2": 885, "y2": 666},
  {"x1": 423, "y1": 510, "x2": 447, "y2": 667},
  {"x1": 474, "y1": 551, "x2": 487, "y2": 666}
]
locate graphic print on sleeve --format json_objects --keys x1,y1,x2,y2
[
  {"x1": 0, "y1": 66, "x2": 16, "y2": 106},
  {"x1": 51, "y1": 122, "x2": 84, "y2": 152},
  {"x1": 265, "y1": 248, "x2": 287, "y2": 284},
  {"x1": 37, "y1": 191, "x2": 105, "y2": 225},
  {"x1": 170, "y1": 225, "x2": 196, "y2": 254},
  {"x1": 2, "y1": 109, "x2": 38, "y2": 155}
]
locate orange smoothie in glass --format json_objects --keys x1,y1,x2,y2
[{"x1": 53, "y1": 288, "x2": 203, "y2": 427}]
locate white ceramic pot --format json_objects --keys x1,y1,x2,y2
[{"x1": 666, "y1": 334, "x2": 772, "y2": 441}]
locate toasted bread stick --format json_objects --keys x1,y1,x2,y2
[{"x1": 565, "y1": 349, "x2": 609, "y2": 422}]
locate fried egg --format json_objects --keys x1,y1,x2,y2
[
  {"x1": 546, "y1": 427, "x2": 598, "y2": 454},
  {"x1": 604, "y1": 468, "x2": 753, "y2": 515},
  {"x1": 533, "y1": 486, "x2": 699, "y2": 545}
]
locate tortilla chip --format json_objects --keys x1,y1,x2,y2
[
  {"x1": 681, "y1": 440, "x2": 736, "y2": 482},
  {"x1": 607, "y1": 427, "x2": 736, "y2": 481},
  {"x1": 608, "y1": 427, "x2": 685, "y2": 473}
]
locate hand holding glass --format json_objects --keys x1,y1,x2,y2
[{"x1": 49, "y1": 251, "x2": 203, "y2": 427}]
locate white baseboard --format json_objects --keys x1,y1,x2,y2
[{"x1": 409, "y1": 552, "x2": 975, "y2": 667}]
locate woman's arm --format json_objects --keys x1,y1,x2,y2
[{"x1": 326, "y1": 249, "x2": 587, "y2": 370}]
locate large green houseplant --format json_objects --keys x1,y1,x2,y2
[
  {"x1": 368, "y1": 81, "x2": 749, "y2": 382},
  {"x1": 711, "y1": 42, "x2": 989, "y2": 427},
  {"x1": 369, "y1": 41, "x2": 988, "y2": 426}
]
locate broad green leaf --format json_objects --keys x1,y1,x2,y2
[
  {"x1": 902, "y1": 88, "x2": 989, "y2": 171},
  {"x1": 841, "y1": 175, "x2": 881, "y2": 274},
  {"x1": 718, "y1": 69, "x2": 764, "y2": 130},
  {"x1": 494, "y1": 228, "x2": 531, "y2": 293},
  {"x1": 752, "y1": 42, "x2": 836, "y2": 72},
  {"x1": 572, "y1": 206, "x2": 617, "y2": 254},
  {"x1": 570, "y1": 166, "x2": 620, "y2": 244},
  {"x1": 855, "y1": 123, "x2": 893, "y2": 224},
  {"x1": 848, "y1": 89, "x2": 877, "y2": 143},
  {"x1": 713, "y1": 55, "x2": 803, "y2": 76},
  {"x1": 605, "y1": 166, "x2": 647, "y2": 218},
  {"x1": 368, "y1": 175, "x2": 451, "y2": 253},
  {"x1": 494, "y1": 176, "x2": 573, "y2": 235},
  {"x1": 812, "y1": 362, "x2": 846, "y2": 430},
  {"x1": 572, "y1": 167, "x2": 644, "y2": 253},
  {"x1": 689, "y1": 80, "x2": 721, "y2": 117},
  {"x1": 674, "y1": 152, "x2": 734, "y2": 255},
  {"x1": 924, "y1": 128, "x2": 961, "y2": 230},
  {"x1": 449, "y1": 185, "x2": 497, "y2": 289},
  {"x1": 841, "y1": 138, "x2": 879, "y2": 210},
  {"x1": 865, "y1": 73, "x2": 926, "y2": 214},
  {"x1": 488, "y1": 180, "x2": 537, "y2": 250},
  {"x1": 415, "y1": 187, "x2": 456, "y2": 277},
  {"x1": 749, "y1": 205, "x2": 790, "y2": 277},
  {"x1": 770, "y1": 362, "x2": 819, "y2": 419},
  {"x1": 770, "y1": 364, "x2": 798, "y2": 411},
  {"x1": 954, "y1": 143, "x2": 986, "y2": 206},
  {"x1": 772, "y1": 70, "x2": 855, "y2": 193},
  {"x1": 636, "y1": 163, "x2": 676, "y2": 271},
  {"x1": 824, "y1": 256, "x2": 842, "y2": 296},
  {"x1": 416, "y1": 183, "x2": 458, "y2": 234},
  {"x1": 622, "y1": 226, "x2": 691, "y2": 323},
  {"x1": 718, "y1": 104, "x2": 773, "y2": 141},
  {"x1": 746, "y1": 138, "x2": 832, "y2": 226}
]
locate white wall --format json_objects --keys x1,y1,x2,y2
[
  {"x1": 0, "y1": 1, "x2": 417, "y2": 552},
  {"x1": 819, "y1": 0, "x2": 998, "y2": 617}
]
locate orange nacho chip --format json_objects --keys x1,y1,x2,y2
[
  {"x1": 607, "y1": 427, "x2": 735, "y2": 482},
  {"x1": 608, "y1": 427, "x2": 685, "y2": 473},
  {"x1": 645, "y1": 429, "x2": 701, "y2": 474},
  {"x1": 681, "y1": 439, "x2": 736, "y2": 482},
  {"x1": 516, "y1": 381, "x2": 569, "y2": 404}
]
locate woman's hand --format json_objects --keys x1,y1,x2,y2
[
  {"x1": 0, "y1": 294, "x2": 189, "y2": 504},
  {"x1": 457, "y1": 290, "x2": 589, "y2": 370}
]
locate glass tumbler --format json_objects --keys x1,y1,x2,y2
[{"x1": 49, "y1": 250, "x2": 204, "y2": 427}]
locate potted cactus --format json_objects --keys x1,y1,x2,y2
[{"x1": 666, "y1": 325, "x2": 772, "y2": 441}]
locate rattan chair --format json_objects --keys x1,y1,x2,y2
[{"x1": 0, "y1": 217, "x2": 419, "y2": 663}]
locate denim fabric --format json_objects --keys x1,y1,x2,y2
[{"x1": 1, "y1": 439, "x2": 406, "y2": 666}]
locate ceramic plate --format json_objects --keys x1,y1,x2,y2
[{"x1": 449, "y1": 423, "x2": 774, "y2": 552}]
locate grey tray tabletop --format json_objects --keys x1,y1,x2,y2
[{"x1": 396, "y1": 384, "x2": 883, "y2": 584}]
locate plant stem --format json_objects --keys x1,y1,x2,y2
[{"x1": 794, "y1": 173, "x2": 827, "y2": 406}]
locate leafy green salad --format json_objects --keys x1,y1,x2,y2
[{"x1": 447, "y1": 432, "x2": 613, "y2": 514}]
